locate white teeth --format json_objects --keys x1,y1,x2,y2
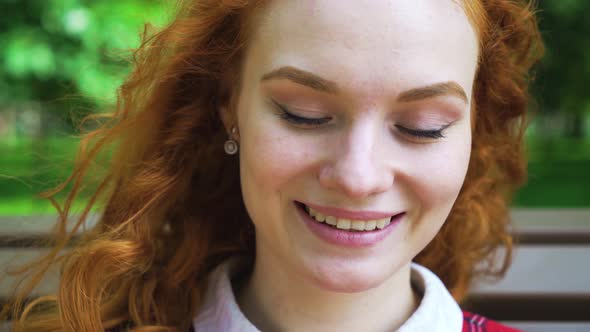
[
  {"x1": 351, "y1": 220, "x2": 365, "y2": 231},
  {"x1": 309, "y1": 208, "x2": 317, "y2": 217},
  {"x1": 305, "y1": 205, "x2": 393, "y2": 232},
  {"x1": 325, "y1": 216, "x2": 338, "y2": 226},
  {"x1": 336, "y1": 219, "x2": 351, "y2": 230},
  {"x1": 376, "y1": 217, "x2": 390, "y2": 229},
  {"x1": 315, "y1": 212, "x2": 326, "y2": 222},
  {"x1": 365, "y1": 220, "x2": 377, "y2": 231}
]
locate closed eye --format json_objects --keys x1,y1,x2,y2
[
  {"x1": 273, "y1": 101, "x2": 331, "y2": 126},
  {"x1": 394, "y1": 125, "x2": 448, "y2": 139},
  {"x1": 272, "y1": 99, "x2": 451, "y2": 140}
]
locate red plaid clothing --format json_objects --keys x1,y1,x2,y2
[{"x1": 462, "y1": 311, "x2": 522, "y2": 332}]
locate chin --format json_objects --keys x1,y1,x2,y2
[
  {"x1": 314, "y1": 279, "x2": 382, "y2": 293},
  {"x1": 305, "y1": 259, "x2": 396, "y2": 294}
]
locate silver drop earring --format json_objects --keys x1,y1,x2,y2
[{"x1": 224, "y1": 127, "x2": 239, "y2": 155}]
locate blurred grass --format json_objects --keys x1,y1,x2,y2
[
  {"x1": 1, "y1": 136, "x2": 589, "y2": 216},
  {"x1": 513, "y1": 136, "x2": 590, "y2": 206},
  {"x1": 514, "y1": 160, "x2": 590, "y2": 206},
  {"x1": 0, "y1": 136, "x2": 92, "y2": 216}
]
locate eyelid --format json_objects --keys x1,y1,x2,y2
[
  {"x1": 271, "y1": 99, "x2": 330, "y2": 119},
  {"x1": 271, "y1": 98, "x2": 455, "y2": 139},
  {"x1": 394, "y1": 122, "x2": 453, "y2": 140},
  {"x1": 272, "y1": 100, "x2": 331, "y2": 126},
  {"x1": 395, "y1": 125, "x2": 445, "y2": 139}
]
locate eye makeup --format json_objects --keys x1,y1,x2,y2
[
  {"x1": 275, "y1": 102, "x2": 451, "y2": 140},
  {"x1": 271, "y1": 99, "x2": 332, "y2": 127},
  {"x1": 394, "y1": 124, "x2": 449, "y2": 139}
]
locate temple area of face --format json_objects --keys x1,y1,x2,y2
[{"x1": 261, "y1": 66, "x2": 469, "y2": 105}]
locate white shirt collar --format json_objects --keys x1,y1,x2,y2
[{"x1": 193, "y1": 258, "x2": 463, "y2": 331}]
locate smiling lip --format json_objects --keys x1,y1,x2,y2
[
  {"x1": 298, "y1": 201, "x2": 399, "y2": 221},
  {"x1": 295, "y1": 202, "x2": 404, "y2": 248}
]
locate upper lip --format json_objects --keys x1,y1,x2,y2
[{"x1": 298, "y1": 201, "x2": 402, "y2": 221}]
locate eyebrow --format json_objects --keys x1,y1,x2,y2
[
  {"x1": 261, "y1": 66, "x2": 468, "y2": 104},
  {"x1": 397, "y1": 81, "x2": 468, "y2": 104},
  {"x1": 261, "y1": 66, "x2": 340, "y2": 94}
]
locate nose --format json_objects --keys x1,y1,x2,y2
[{"x1": 318, "y1": 120, "x2": 394, "y2": 200}]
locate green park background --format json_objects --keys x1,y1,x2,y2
[{"x1": 1, "y1": 0, "x2": 589, "y2": 216}]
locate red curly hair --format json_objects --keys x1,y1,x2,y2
[{"x1": 2, "y1": 0, "x2": 543, "y2": 331}]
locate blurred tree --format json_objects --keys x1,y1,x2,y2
[
  {"x1": 0, "y1": 0, "x2": 171, "y2": 215},
  {"x1": 0, "y1": 0, "x2": 169, "y2": 132},
  {"x1": 534, "y1": 1, "x2": 590, "y2": 139}
]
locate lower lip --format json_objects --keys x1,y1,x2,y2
[{"x1": 295, "y1": 202, "x2": 404, "y2": 248}]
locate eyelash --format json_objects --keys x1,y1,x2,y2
[
  {"x1": 394, "y1": 125, "x2": 447, "y2": 139},
  {"x1": 274, "y1": 102, "x2": 448, "y2": 140},
  {"x1": 276, "y1": 105, "x2": 331, "y2": 126}
]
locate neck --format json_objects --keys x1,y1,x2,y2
[{"x1": 236, "y1": 254, "x2": 421, "y2": 332}]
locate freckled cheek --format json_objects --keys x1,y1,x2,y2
[
  {"x1": 407, "y1": 143, "x2": 471, "y2": 209},
  {"x1": 241, "y1": 125, "x2": 314, "y2": 195}
]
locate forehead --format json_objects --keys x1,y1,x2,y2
[{"x1": 246, "y1": 0, "x2": 479, "y2": 99}]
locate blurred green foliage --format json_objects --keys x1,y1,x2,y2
[
  {"x1": 0, "y1": 0, "x2": 171, "y2": 215},
  {"x1": 0, "y1": 0, "x2": 169, "y2": 108},
  {"x1": 0, "y1": 1, "x2": 589, "y2": 215},
  {"x1": 532, "y1": 1, "x2": 590, "y2": 139}
]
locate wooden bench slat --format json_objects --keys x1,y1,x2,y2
[{"x1": 471, "y1": 245, "x2": 590, "y2": 295}]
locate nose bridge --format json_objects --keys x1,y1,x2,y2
[
  {"x1": 345, "y1": 120, "x2": 376, "y2": 168},
  {"x1": 319, "y1": 117, "x2": 392, "y2": 199}
]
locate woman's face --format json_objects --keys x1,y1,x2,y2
[{"x1": 232, "y1": 0, "x2": 478, "y2": 292}]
